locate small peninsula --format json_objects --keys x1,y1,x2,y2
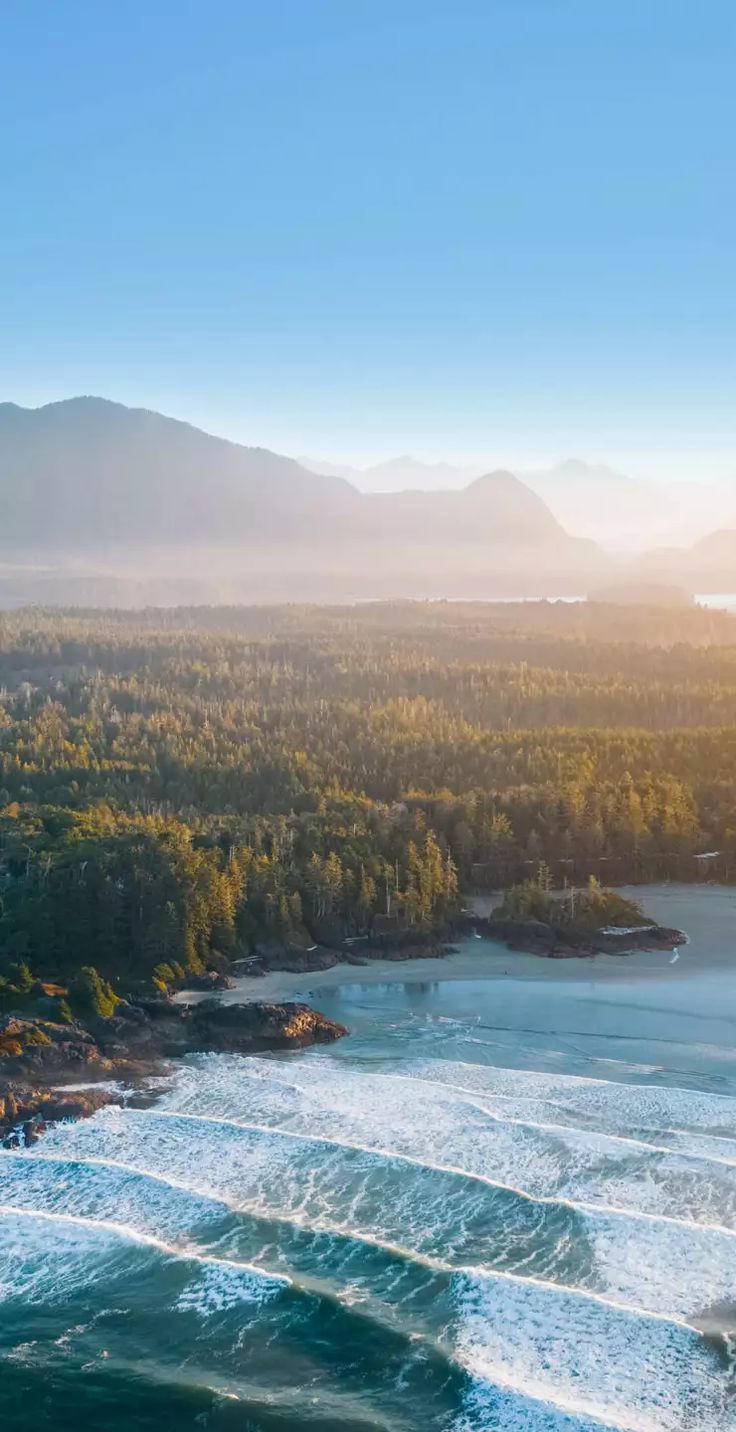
[
  {"x1": 0, "y1": 993, "x2": 346, "y2": 1146},
  {"x1": 469, "y1": 878, "x2": 684, "y2": 958}
]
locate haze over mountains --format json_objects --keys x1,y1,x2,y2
[
  {"x1": 0, "y1": 396, "x2": 734, "y2": 607},
  {"x1": 302, "y1": 454, "x2": 735, "y2": 549},
  {"x1": 0, "y1": 397, "x2": 597, "y2": 604}
]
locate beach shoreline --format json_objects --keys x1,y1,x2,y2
[
  {"x1": 180, "y1": 883, "x2": 707, "y2": 1008},
  {"x1": 173, "y1": 885, "x2": 736, "y2": 1090}
]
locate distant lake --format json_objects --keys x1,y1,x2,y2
[
  {"x1": 354, "y1": 594, "x2": 736, "y2": 608},
  {"x1": 696, "y1": 593, "x2": 736, "y2": 609}
]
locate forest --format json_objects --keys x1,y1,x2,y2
[{"x1": 1, "y1": 599, "x2": 735, "y2": 995}]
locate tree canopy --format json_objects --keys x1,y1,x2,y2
[{"x1": 0, "y1": 601, "x2": 733, "y2": 988}]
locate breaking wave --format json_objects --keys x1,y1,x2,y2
[{"x1": 2, "y1": 995, "x2": 735, "y2": 1428}]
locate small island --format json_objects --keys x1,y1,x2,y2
[{"x1": 465, "y1": 876, "x2": 684, "y2": 959}]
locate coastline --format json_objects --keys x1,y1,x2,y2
[
  {"x1": 0, "y1": 999, "x2": 347, "y2": 1145},
  {"x1": 184, "y1": 936, "x2": 697, "y2": 1008},
  {"x1": 174, "y1": 884, "x2": 736, "y2": 1088},
  {"x1": 9, "y1": 884, "x2": 736, "y2": 1141},
  {"x1": 181, "y1": 883, "x2": 697, "y2": 1008}
]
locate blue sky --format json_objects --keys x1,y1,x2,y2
[{"x1": 2, "y1": 1, "x2": 735, "y2": 477}]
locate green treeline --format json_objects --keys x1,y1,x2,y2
[{"x1": 0, "y1": 601, "x2": 735, "y2": 987}]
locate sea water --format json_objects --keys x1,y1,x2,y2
[{"x1": 1, "y1": 888, "x2": 736, "y2": 1430}]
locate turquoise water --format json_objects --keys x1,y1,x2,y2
[{"x1": 2, "y1": 917, "x2": 736, "y2": 1429}]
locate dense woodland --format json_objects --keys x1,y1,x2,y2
[{"x1": 1, "y1": 600, "x2": 736, "y2": 995}]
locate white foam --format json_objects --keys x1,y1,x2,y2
[
  {"x1": 405, "y1": 1057, "x2": 736, "y2": 1134},
  {"x1": 454, "y1": 1274, "x2": 730, "y2": 1432},
  {"x1": 3, "y1": 1160, "x2": 728, "y2": 1430},
  {"x1": 18, "y1": 1106, "x2": 736, "y2": 1325},
  {"x1": 153, "y1": 1056, "x2": 736, "y2": 1231},
  {"x1": 453, "y1": 1380, "x2": 620, "y2": 1431},
  {"x1": 175, "y1": 1262, "x2": 281, "y2": 1317},
  {"x1": 8, "y1": 1043, "x2": 734, "y2": 1431},
  {"x1": 1, "y1": 1147, "x2": 702, "y2": 1333},
  {"x1": 0, "y1": 1207, "x2": 122, "y2": 1305},
  {"x1": 0, "y1": 1203, "x2": 289, "y2": 1303}
]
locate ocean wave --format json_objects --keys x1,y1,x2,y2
[
  {"x1": 5, "y1": 1029, "x2": 734, "y2": 1429},
  {"x1": 148, "y1": 1056, "x2": 736, "y2": 1230},
  {"x1": 454, "y1": 1272, "x2": 729, "y2": 1432},
  {"x1": 0, "y1": 1190, "x2": 728, "y2": 1431},
  {"x1": 0, "y1": 1204, "x2": 288, "y2": 1299},
  {"x1": 10, "y1": 1113, "x2": 736, "y2": 1324},
  {"x1": 0, "y1": 1147, "x2": 703, "y2": 1333}
]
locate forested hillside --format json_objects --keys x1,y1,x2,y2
[{"x1": 1, "y1": 600, "x2": 736, "y2": 993}]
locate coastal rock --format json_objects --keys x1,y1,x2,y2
[
  {"x1": 91, "y1": 998, "x2": 347, "y2": 1060},
  {"x1": 0, "y1": 1015, "x2": 110, "y2": 1074},
  {"x1": 189, "y1": 1000, "x2": 348, "y2": 1053},
  {"x1": 0, "y1": 1080, "x2": 121, "y2": 1145},
  {"x1": 0, "y1": 999, "x2": 346, "y2": 1145},
  {"x1": 254, "y1": 941, "x2": 339, "y2": 973},
  {"x1": 479, "y1": 915, "x2": 684, "y2": 958},
  {"x1": 183, "y1": 969, "x2": 237, "y2": 992}
]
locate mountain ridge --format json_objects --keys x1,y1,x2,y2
[{"x1": 0, "y1": 396, "x2": 565, "y2": 551}]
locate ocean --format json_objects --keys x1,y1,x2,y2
[{"x1": 1, "y1": 885, "x2": 735, "y2": 1430}]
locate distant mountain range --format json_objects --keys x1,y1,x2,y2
[
  {"x1": 0, "y1": 397, "x2": 601, "y2": 603},
  {"x1": 0, "y1": 397, "x2": 733, "y2": 606},
  {"x1": 628, "y1": 528, "x2": 736, "y2": 593},
  {"x1": 521, "y1": 459, "x2": 673, "y2": 545},
  {"x1": 301, "y1": 453, "x2": 736, "y2": 549},
  {"x1": 301, "y1": 454, "x2": 478, "y2": 492},
  {"x1": 0, "y1": 397, "x2": 564, "y2": 548}
]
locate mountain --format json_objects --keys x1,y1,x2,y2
[
  {"x1": 0, "y1": 398, "x2": 566, "y2": 551},
  {"x1": 0, "y1": 397, "x2": 604, "y2": 603},
  {"x1": 523, "y1": 460, "x2": 736, "y2": 548},
  {"x1": 302, "y1": 451, "x2": 736, "y2": 550},
  {"x1": 359, "y1": 470, "x2": 564, "y2": 542},
  {"x1": 688, "y1": 529, "x2": 736, "y2": 563},
  {"x1": 0, "y1": 397, "x2": 359, "y2": 547},
  {"x1": 520, "y1": 459, "x2": 670, "y2": 546},
  {"x1": 625, "y1": 528, "x2": 736, "y2": 596},
  {"x1": 300, "y1": 454, "x2": 474, "y2": 492}
]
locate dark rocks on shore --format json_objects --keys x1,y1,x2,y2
[
  {"x1": 0, "y1": 1014, "x2": 110, "y2": 1075},
  {"x1": 463, "y1": 915, "x2": 685, "y2": 958},
  {"x1": 186, "y1": 1000, "x2": 348, "y2": 1053},
  {"x1": 0, "y1": 1082, "x2": 122, "y2": 1146},
  {"x1": 0, "y1": 999, "x2": 347, "y2": 1145},
  {"x1": 182, "y1": 969, "x2": 237, "y2": 992},
  {"x1": 98, "y1": 996, "x2": 348, "y2": 1060},
  {"x1": 253, "y1": 943, "x2": 341, "y2": 974},
  {"x1": 249, "y1": 927, "x2": 450, "y2": 976}
]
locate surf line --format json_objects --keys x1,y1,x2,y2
[
  {"x1": 225, "y1": 1062, "x2": 736, "y2": 1171},
  {"x1": 0, "y1": 1203, "x2": 290, "y2": 1285},
  {"x1": 228, "y1": 1048, "x2": 736, "y2": 1105},
  {"x1": 0, "y1": 1160, "x2": 700, "y2": 1335},
  {"x1": 117, "y1": 1107, "x2": 736, "y2": 1239}
]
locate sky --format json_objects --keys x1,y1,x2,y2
[{"x1": 2, "y1": 1, "x2": 735, "y2": 481}]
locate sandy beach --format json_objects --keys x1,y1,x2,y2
[{"x1": 199, "y1": 884, "x2": 736, "y2": 1088}]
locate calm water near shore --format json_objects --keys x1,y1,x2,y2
[{"x1": 1, "y1": 884, "x2": 736, "y2": 1429}]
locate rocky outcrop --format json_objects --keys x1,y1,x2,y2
[
  {"x1": 189, "y1": 1001, "x2": 348, "y2": 1053},
  {"x1": 253, "y1": 943, "x2": 341, "y2": 974},
  {"x1": 470, "y1": 915, "x2": 685, "y2": 958},
  {"x1": 0, "y1": 1014, "x2": 111, "y2": 1074},
  {"x1": 89, "y1": 997, "x2": 348, "y2": 1060},
  {"x1": 0, "y1": 1080, "x2": 121, "y2": 1146},
  {"x1": 0, "y1": 1000, "x2": 347, "y2": 1146},
  {"x1": 250, "y1": 928, "x2": 451, "y2": 975},
  {"x1": 182, "y1": 970, "x2": 236, "y2": 992}
]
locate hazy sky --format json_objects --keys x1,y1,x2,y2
[{"x1": 2, "y1": 1, "x2": 735, "y2": 480}]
